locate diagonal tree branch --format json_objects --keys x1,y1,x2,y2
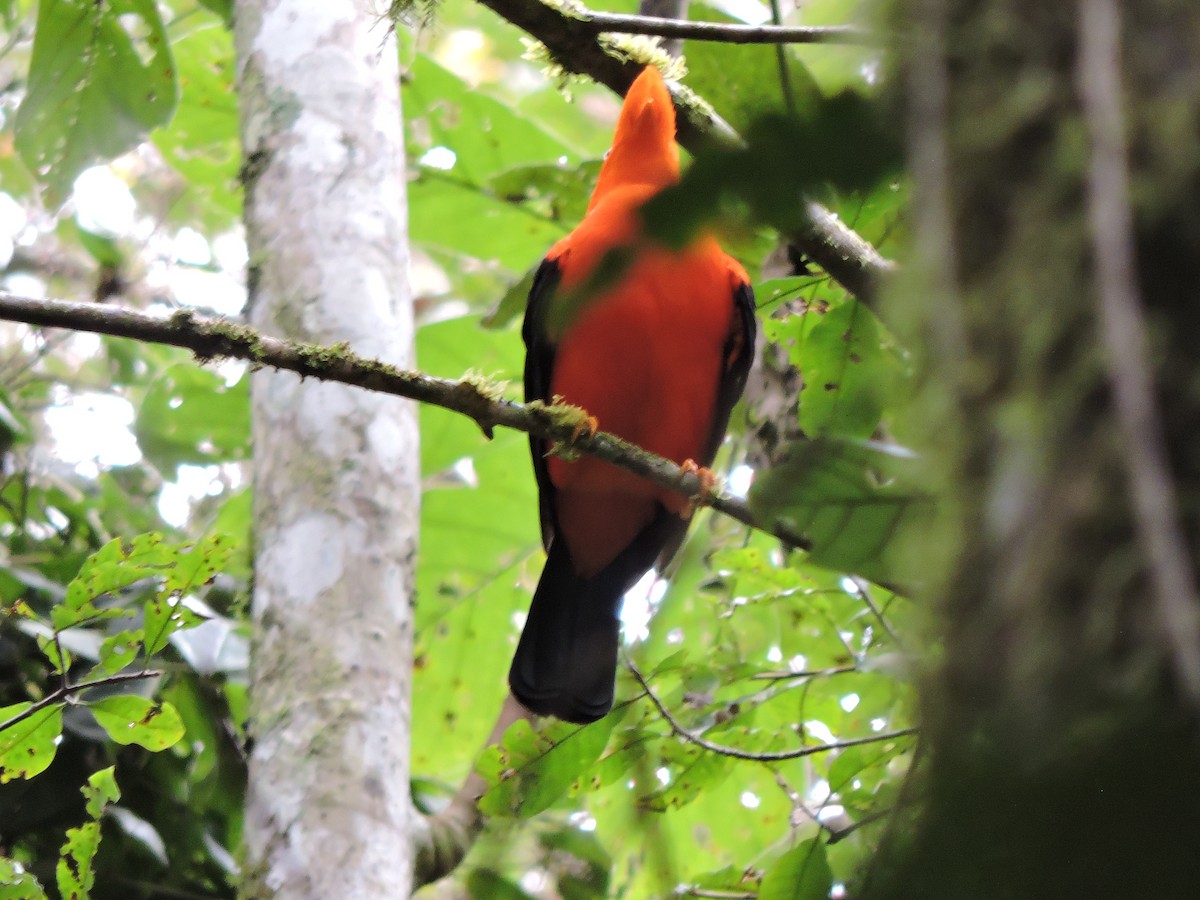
[
  {"x1": 566, "y1": 10, "x2": 877, "y2": 46},
  {"x1": 469, "y1": 0, "x2": 896, "y2": 302},
  {"x1": 0, "y1": 291, "x2": 813, "y2": 552}
]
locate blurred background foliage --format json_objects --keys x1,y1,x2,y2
[{"x1": 0, "y1": 0, "x2": 918, "y2": 897}]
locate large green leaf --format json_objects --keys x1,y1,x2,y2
[
  {"x1": 795, "y1": 298, "x2": 907, "y2": 439},
  {"x1": 409, "y1": 174, "x2": 567, "y2": 273},
  {"x1": 411, "y1": 427, "x2": 538, "y2": 776},
  {"x1": 152, "y1": 19, "x2": 240, "y2": 229},
  {"x1": 405, "y1": 52, "x2": 575, "y2": 187},
  {"x1": 749, "y1": 438, "x2": 931, "y2": 582},
  {"x1": 15, "y1": 0, "x2": 179, "y2": 208},
  {"x1": 685, "y1": 3, "x2": 822, "y2": 133},
  {"x1": 416, "y1": 313, "x2": 523, "y2": 475},
  {"x1": 411, "y1": 314, "x2": 537, "y2": 777},
  {"x1": 52, "y1": 538, "x2": 143, "y2": 630},
  {"x1": 134, "y1": 364, "x2": 250, "y2": 475},
  {"x1": 478, "y1": 716, "x2": 616, "y2": 818},
  {"x1": 759, "y1": 839, "x2": 833, "y2": 900},
  {"x1": 796, "y1": 0, "x2": 881, "y2": 95}
]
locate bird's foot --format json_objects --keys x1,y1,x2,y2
[
  {"x1": 679, "y1": 459, "x2": 718, "y2": 517},
  {"x1": 571, "y1": 414, "x2": 600, "y2": 443},
  {"x1": 542, "y1": 398, "x2": 599, "y2": 461}
]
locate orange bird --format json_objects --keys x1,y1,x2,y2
[{"x1": 509, "y1": 66, "x2": 756, "y2": 723}]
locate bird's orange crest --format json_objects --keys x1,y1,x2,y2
[{"x1": 587, "y1": 66, "x2": 680, "y2": 213}]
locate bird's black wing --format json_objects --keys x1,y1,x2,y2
[{"x1": 522, "y1": 257, "x2": 563, "y2": 551}]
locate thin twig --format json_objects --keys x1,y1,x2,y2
[
  {"x1": 573, "y1": 10, "x2": 877, "y2": 46},
  {"x1": 628, "y1": 662, "x2": 916, "y2": 762},
  {"x1": 767, "y1": 0, "x2": 798, "y2": 114},
  {"x1": 679, "y1": 890, "x2": 756, "y2": 899},
  {"x1": 0, "y1": 291, "x2": 815, "y2": 554},
  {"x1": 637, "y1": 0, "x2": 687, "y2": 58},
  {"x1": 849, "y1": 575, "x2": 904, "y2": 649},
  {"x1": 0, "y1": 669, "x2": 163, "y2": 735},
  {"x1": 750, "y1": 664, "x2": 858, "y2": 681},
  {"x1": 1077, "y1": 0, "x2": 1200, "y2": 702},
  {"x1": 825, "y1": 804, "x2": 895, "y2": 844}
]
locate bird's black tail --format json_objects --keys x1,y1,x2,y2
[{"x1": 509, "y1": 512, "x2": 678, "y2": 724}]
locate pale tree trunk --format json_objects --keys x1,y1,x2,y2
[
  {"x1": 233, "y1": 0, "x2": 418, "y2": 896},
  {"x1": 865, "y1": 0, "x2": 1200, "y2": 896}
]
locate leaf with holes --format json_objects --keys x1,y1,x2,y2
[
  {"x1": 55, "y1": 767, "x2": 120, "y2": 900},
  {"x1": 0, "y1": 856, "x2": 47, "y2": 898},
  {"x1": 53, "y1": 536, "x2": 161, "y2": 630},
  {"x1": 96, "y1": 629, "x2": 144, "y2": 675},
  {"x1": 478, "y1": 717, "x2": 616, "y2": 818},
  {"x1": 797, "y1": 298, "x2": 906, "y2": 440},
  {"x1": 0, "y1": 703, "x2": 63, "y2": 784},
  {"x1": 87, "y1": 696, "x2": 184, "y2": 751}
]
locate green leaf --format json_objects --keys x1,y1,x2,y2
[
  {"x1": 196, "y1": 0, "x2": 233, "y2": 27},
  {"x1": 152, "y1": 20, "x2": 240, "y2": 229},
  {"x1": 87, "y1": 696, "x2": 185, "y2": 751},
  {"x1": 55, "y1": 768, "x2": 119, "y2": 900},
  {"x1": 417, "y1": 313, "x2": 523, "y2": 475},
  {"x1": 0, "y1": 857, "x2": 48, "y2": 899},
  {"x1": 409, "y1": 174, "x2": 567, "y2": 273},
  {"x1": 211, "y1": 489, "x2": 252, "y2": 579},
  {"x1": 82, "y1": 766, "x2": 120, "y2": 819},
  {"x1": 53, "y1": 537, "x2": 149, "y2": 630},
  {"x1": 96, "y1": 629, "x2": 143, "y2": 675},
  {"x1": 478, "y1": 717, "x2": 616, "y2": 818},
  {"x1": 758, "y1": 839, "x2": 833, "y2": 900},
  {"x1": 684, "y1": 3, "x2": 822, "y2": 133},
  {"x1": 749, "y1": 438, "x2": 931, "y2": 581},
  {"x1": 0, "y1": 703, "x2": 63, "y2": 783},
  {"x1": 688, "y1": 864, "x2": 761, "y2": 895},
  {"x1": 36, "y1": 635, "x2": 70, "y2": 674},
  {"x1": 487, "y1": 161, "x2": 597, "y2": 231},
  {"x1": 404, "y1": 52, "x2": 574, "y2": 187},
  {"x1": 142, "y1": 592, "x2": 203, "y2": 656},
  {"x1": 163, "y1": 533, "x2": 233, "y2": 595},
  {"x1": 66, "y1": 536, "x2": 162, "y2": 604},
  {"x1": 641, "y1": 99, "x2": 903, "y2": 246},
  {"x1": 57, "y1": 821, "x2": 100, "y2": 899},
  {"x1": 134, "y1": 364, "x2": 250, "y2": 475},
  {"x1": 15, "y1": 0, "x2": 179, "y2": 208},
  {"x1": 796, "y1": 299, "x2": 905, "y2": 439},
  {"x1": 638, "y1": 744, "x2": 730, "y2": 812},
  {"x1": 794, "y1": 0, "x2": 881, "y2": 95},
  {"x1": 465, "y1": 869, "x2": 537, "y2": 900},
  {"x1": 73, "y1": 223, "x2": 123, "y2": 268}
]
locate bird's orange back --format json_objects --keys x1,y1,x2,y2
[{"x1": 510, "y1": 65, "x2": 756, "y2": 723}]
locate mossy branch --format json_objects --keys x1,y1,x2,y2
[{"x1": 0, "y1": 291, "x2": 812, "y2": 551}]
